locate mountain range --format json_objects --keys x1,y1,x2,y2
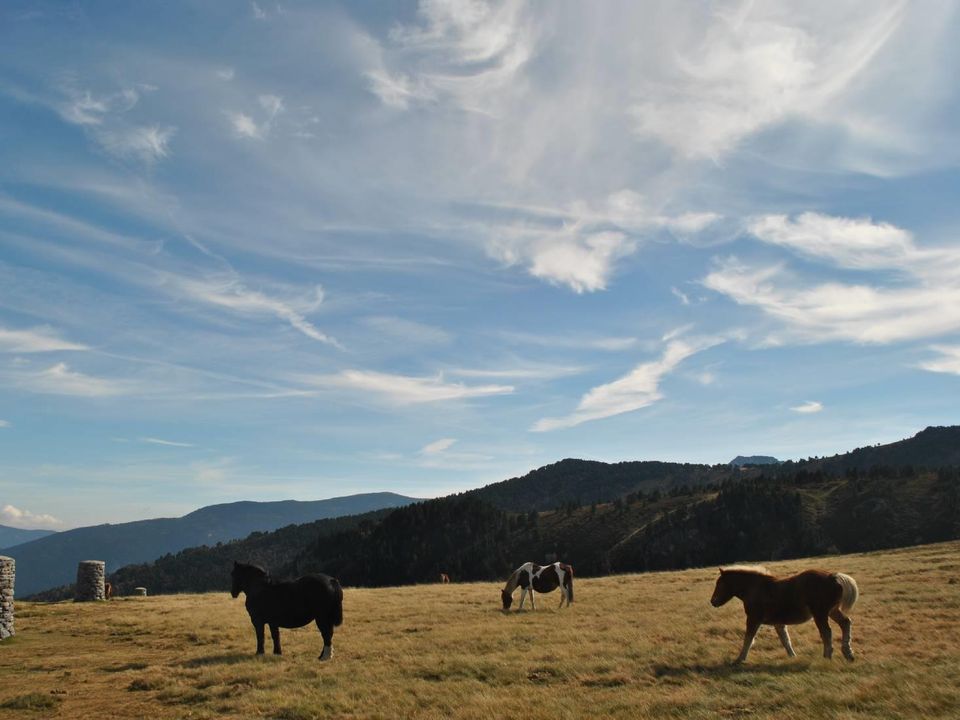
[
  {"x1": 93, "y1": 425, "x2": 960, "y2": 598},
  {"x1": 4, "y1": 493, "x2": 417, "y2": 596},
  {"x1": 0, "y1": 525, "x2": 56, "y2": 550}
]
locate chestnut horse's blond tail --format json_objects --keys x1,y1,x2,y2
[{"x1": 835, "y1": 572, "x2": 859, "y2": 613}]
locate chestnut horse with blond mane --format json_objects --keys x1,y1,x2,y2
[
  {"x1": 501, "y1": 562, "x2": 573, "y2": 610},
  {"x1": 710, "y1": 565, "x2": 859, "y2": 664}
]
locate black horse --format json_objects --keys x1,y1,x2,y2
[{"x1": 230, "y1": 561, "x2": 343, "y2": 661}]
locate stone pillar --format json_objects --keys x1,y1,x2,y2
[
  {"x1": 75, "y1": 560, "x2": 106, "y2": 602},
  {"x1": 0, "y1": 556, "x2": 13, "y2": 639}
]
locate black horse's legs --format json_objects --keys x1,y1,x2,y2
[
  {"x1": 254, "y1": 621, "x2": 266, "y2": 655},
  {"x1": 316, "y1": 619, "x2": 334, "y2": 661},
  {"x1": 814, "y1": 613, "x2": 833, "y2": 659},
  {"x1": 829, "y1": 607, "x2": 854, "y2": 661},
  {"x1": 270, "y1": 624, "x2": 282, "y2": 655}
]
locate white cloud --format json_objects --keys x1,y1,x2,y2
[
  {"x1": 303, "y1": 369, "x2": 513, "y2": 404},
  {"x1": 0, "y1": 326, "x2": 88, "y2": 353},
  {"x1": 229, "y1": 112, "x2": 261, "y2": 139},
  {"x1": 487, "y1": 190, "x2": 720, "y2": 292},
  {"x1": 919, "y1": 346, "x2": 960, "y2": 376},
  {"x1": 0, "y1": 504, "x2": 63, "y2": 529},
  {"x1": 533, "y1": 334, "x2": 723, "y2": 431},
  {"x1": 217, "y1": 67, "x2": 235, "y2": 81},
  {"x1": 0, "y1": 419, "x2": 9, "y2": 428},
  {"x1": 166, "y1": 275, "x2": 340, "y2": 346},
  {"x1": 420, "y1": 437, "x2": 457, "y2": 455},
  {"x1": 373, "y1": 0, "x2": 536, "y2": 114},
  {"x1": 228, "y1": 95, "x2": 284, "y2": 140},
  {"x1": 704, "y1": 213, "x2": 960, "y2": 345},
  {"x1": 141, "y1": 437, "x2": 195, "y2": 448},
  {"x1": 790, "y1": 400, "x2": 824, "y2": 414},
  {"x1": 629, "y1": 2, "x2": 905, "y2": 159},
  {"x1": 449, "y1": 363, "x2": 582, "y2": 381},
  {"x1": 97, "y1": 125, "x2": 176, "y2": 164},
  {"x1": 17, "y1": 362, "x2": 127, "y2": 397},
  {"x1": 251, "y1": 1, "x2": 267, "y2": 20}
]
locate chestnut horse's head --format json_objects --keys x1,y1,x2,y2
[{"x1": 710, "y1": 569, "x2": 734, "y2": 607}]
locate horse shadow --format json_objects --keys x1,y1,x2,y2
[
  {"x1": 652, "y1": 660, "x2": 812, "y2": 679},
  {"x1": 179, "y1": 652, "x2": 253, "y2": 669}
]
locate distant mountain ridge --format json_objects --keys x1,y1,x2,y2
[
  {"x1": 0, "y1": 525, "x2": 56, "y2": 550},
  {"x1": 730, "y1": 455, "x2": 780, "y2": 466},
  {"x1": 23, "y1": 424, "x2": 960, "y2": 598},
  {"x1": 4, "y1": 492, "x2": 418, "y2": 596}
]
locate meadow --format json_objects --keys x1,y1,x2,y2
[{"x1": 2, "y1": 541, "x2": 959, "y2": 719}]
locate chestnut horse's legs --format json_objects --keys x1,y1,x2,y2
[
  {"x1": 734, "y1": 617, "x2": 762, "y2": 664},
  {"x1": 775, "y1": 625, "x2": 796, "y2": 657},
  {"x1": 269, "y1": 624, "x2": 282, "y2": 655},
  {"x1": 813, "y1": 613, "x2": 834, "y2": 659},
  {"x1": 317, "y1": 619, "x2": 334, "y2": 661},
  {"x1": 830, "y1": 607, "x2": 855, "y2": 661},
  {"x1": 254, "y1": 621, "x2": 266, "y2": 655}
]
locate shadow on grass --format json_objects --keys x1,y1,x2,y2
[
  {"x1": 653, "y1": 660, "x2": 812, "y2": 679},
  {"x1": 179, "y1": 652, "x2": 252, "y2": 668}
]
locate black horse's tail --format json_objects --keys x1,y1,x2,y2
[{"x1": 331, "y1": 577, "x2": 344, "y2": 627}]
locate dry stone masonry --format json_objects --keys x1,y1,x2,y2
[
  {"x1": 0, "y1": 556, "x2": 13, "y2": 639},
  {"x1": 75, "y1": 560, "x2": 106, "y2": 602}
]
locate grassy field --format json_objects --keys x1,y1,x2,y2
[{"x1": 2, "y1": 541, "x2": 959, "y2": 719}]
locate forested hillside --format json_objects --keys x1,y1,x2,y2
[{"x1": 34, "y1": 425, "x2": 960, "y2": 599}]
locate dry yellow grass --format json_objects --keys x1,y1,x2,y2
[{"x1": 2, "y1": 541, "x2": 960, "y2": 719}]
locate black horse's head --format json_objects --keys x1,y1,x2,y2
[
  {"x1": 501, "y1": 588, "x2": 513, "y2": 610},
  {"x1": 231, "y1": 561, "x2": 267, "y2": 598}
]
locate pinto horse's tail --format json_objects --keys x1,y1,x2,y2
[
  {"x1": 835, "y1": 572, "x2": 859, "y2": 613},
  {"x1": 331, "y1": 577, "x2": 344, "y2": 627},
  {"x1": 563, "y1": 563, "x2": 574, "y2": 603}
]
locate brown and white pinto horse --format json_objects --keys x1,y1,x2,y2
[
  {"x1": 439, "y1": 573, "x2": 450, "y2": 584},
  {"x1": 501, "y1": 562, "x2": 574, "y2": 610},
  {"x1": 710, "y1": 566, "x2": 859, "y2": 664}
]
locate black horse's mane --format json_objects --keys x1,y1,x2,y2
[{"x1": 235, "y1": 561, "x2": 270, "y2": 579}]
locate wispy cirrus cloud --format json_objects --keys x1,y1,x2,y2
[
  {"x1": 302, "y1": 369, "x2": 513, "y2": 404},
  {"x1": 533, "y1": 333, "x2": 723, "y2": 431},
  {"x1": 920, "y1": 346, "x2": 960, "y2": 376},
  {"x1": 14, "y1": 362, "x2": 129, "y2": 397},
  {"x1": 0, "y1": 325, "x2": 88, "y2": 353},
  {"x1": 369, "y1": 0, "x2": 535, "y2": 114},
  {"x1": 704, "y1": 213, "x2": 960, "y2": 345},
  {"x1": 0, "y1": 503, "x2": 63, "y2": 529},
  {"x1": 141, "y1": 437, "x2": 195, "y2": 448},
  {"x1": 790, "y1": 400, "x2": 824, "y2": 414},
  {"x1": 419, "y1": 437, "x2": 457, "y2": 455},
  {"x1": 228, "y1": 94, "x2": 284, "y2": 140},
  {"x1": 165, "y1": 274, "x2": 339, "y2": 347},
  {"x1": 0, "y1": 419, "x2": 10, "y2": 428}
]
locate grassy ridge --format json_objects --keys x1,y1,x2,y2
[{"x1": 2, "y1": 541, "x2": 959, "y2": 719}]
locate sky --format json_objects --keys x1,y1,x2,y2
[{"x1": 1, "y1": 0, "x2": 959, "y2": 530}]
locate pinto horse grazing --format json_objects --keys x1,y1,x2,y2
[
  {"x1": 439, "y1": 573, "x2": 451, "y2": 584},
  {"x1": 501, "y1": 562, "x2": 573, "y2": 610},
  {"x1": 710, "y1": 565, "x2": 859, "y2": 664},
  {"x1": 230, "y1": 561, "x2": 343, "y2": 661}
]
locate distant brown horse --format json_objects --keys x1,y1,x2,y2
[
  {"x1": 501, "y1": 562, "x2": 574, "y2": 610},
  {"x1": 439, "y1": 573, "x2": 450, "y2": 584},
  {"x1": 104, "y1": 582, "x2": 113, "y2": 600},
  {"x1": 710, "y1": 566, "x2": 859, "y2": 664}
]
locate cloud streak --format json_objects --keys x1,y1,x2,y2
[
  {"x1": 533, "y1": 334, "x2": 723, "y2": 431},
  {"x1": 303, "y1": 369, "x2": 513, "y2": 404}
]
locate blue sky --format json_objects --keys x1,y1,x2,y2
[{"x1": 2, "y1": 1, "x2": 959, "y2": 530}]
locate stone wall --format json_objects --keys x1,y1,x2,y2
[
  {"x1": 0, "y1": 556, "x2": 13, "y2": 639},
  {"x1": 75, "y1": 560, "x2": 105, "y2": 602}
]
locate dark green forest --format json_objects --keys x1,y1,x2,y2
[{"x1": 30, "y1": 426, "x2": 960, "y2": 600}]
